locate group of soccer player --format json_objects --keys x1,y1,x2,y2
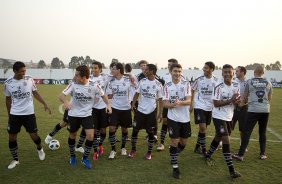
[{"x1": 4, "y1": 59, "x2": 272, "y2": 180}]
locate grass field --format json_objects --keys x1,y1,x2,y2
[{"x1": 0, "y1": 85, "x2": 281, "y2": 184}]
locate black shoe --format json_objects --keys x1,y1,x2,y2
[
  {"x1": 230, "y1": 171, "x2": 241, "y2": 178},
  {"x1": 194, "y1": 146, "x2": 202, "y2": 154},
  {"x1": 172, "y1": 168, "x2": 181, "y2": 179}
]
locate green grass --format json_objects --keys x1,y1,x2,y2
[{"x1": 0, "y1": 85, "x2": 281, "y2": 184}]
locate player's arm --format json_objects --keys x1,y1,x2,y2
[
  {"x1": 175, "y1": 96, "x2": 191, "y2": 106},
  {"x1": 239, "y1": 84, "x2": 249, "y2": 107},
  {"x1": 101, "y1": 95, "x2": 112, "y2": 114},
  {"x1": 189, "y1": 89, "x2": 195, "y2": 112},
  {"x1": 131, "y1": 92, "x2": 139, "y2": 111},
  {"x1": 268, "y1": 83, "x2": 273, "y2": 102},
  {"x1": 33, "y1": 90, "x2": 51, "y2": 114},
  {"x1": 157, "y1": 98, "x2": 163, "y2": 122},
  {"x1": 59, "y1": 93, "x2": 71, "y2": 110},
  {"x1": 6, "y1": 96, "x2": 12, "y2": 116}
]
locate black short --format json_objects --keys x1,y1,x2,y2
[
  {"x1": 92, "y1": 108, "x2": 108, "y2": 130},
  {"x1": 68, "y1": 116, "x2": 94, "y2": 133},
  {"x1": 162, "y1": 108, "x2": 168, "y2": 118},
  {"x1": 213, "y1": 118, "x2": 232, "y2": 137},
  {"x1": 167, "y1": 118, "x2": 191, "y2": 139},
  {"x1": 194, "y1": 109, "x2": 212, "y2": 125},
  {"x1": 232, "y1": 105, "x2": 247, "y2": 131},
  {"x1": 63, "y1": 110, "x2": 69, "y2": 123},
  {"x1": 8, "y1": 114, "x2": 38, "y2": 134},
  {"x1": 244, "y1": 112, "x2": 269, "y2": 132},
  {"x1": 133, "y1": 109, "x2": 157, "y2": 133},
  {"x1": 109, "y1": 108, "x2": 132, "y2": 128}
]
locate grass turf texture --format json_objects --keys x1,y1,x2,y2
[{"x1": 0, "y1": 85, "x2": 281, "y2": 184}]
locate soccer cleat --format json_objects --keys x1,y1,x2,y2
[
  {"x1": 144, "y1": 153, "x2": 152, "y2": 160},
  {"x1": 109, "y1": 150, "x2": 117, "y2": 159},
  {"x1": 154, "y1": 135, "x2": 158, "y2": 143},
  {"x1": 260, "y1": 154, "x2": 267, "y2": 160},
  {"x1": 8, "y1": 160, "x2": 20, "y2": 169},
  {"x1": 93, "y1": 152, "x2": 98, "y2": 161},
  {"x1": 128, "y1": 150, "x2": 136, "y2": 158},
  {"x1": 232, "y1": 154, "x2": 244, "y2": 161},
  {"x1": 45, "y1": 135, "x2": 53, "y2": 145},
  {"x1": 69, "y1": 156, "x2": 77, "y2": 166},
  {"x1": 98, "y1": 145, "x2": 104, "y2": 155},
  {"x1": 75, "y1": 147, "x2": 85, "y2": 153},
  {"x1": 172, "y1": 168, "x2": 181, "y2": 179},
  {"x1": 157, "y1": 144, "x2": 165, "y2": 152},
  {"x1": 37, "y1": 148, "x2": 45, "y2": 161},
  {"x1": 230, "y1": 171, "x2": 241, "y2": 178},
  {"x1": 81, "y1": 158, "x2": 92, "y2": 169},
  {"x1": 193, "y1": 146, "x2": 202, "y2": 154},
  {"x1": 121, "y1": 148, "x2": 127, "y2": 156},
  {"x1": 205, "y1": 157, "x2": 215, "y2": 166}
]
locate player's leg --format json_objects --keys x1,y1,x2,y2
[
  {"x1": 258, "y1": 113, "x2": 269, "y2": 159},
  {"x1": 157, "y1": 108, "x2": 168, "y2": 151}
]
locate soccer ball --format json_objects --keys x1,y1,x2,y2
[{"x1": 48, "y1": 139, "x2": 60, "y2": 150}]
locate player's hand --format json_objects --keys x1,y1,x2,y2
[
  {"x1": 157, "y1": 114, "x2": 163, "y2": 123},
  {"x1": 106, "y1": 105, "x2": 112, "y2": 114},
  {"x1": 64, "y1": 101, "x2": 72, "y2": 110},
  {"x1": 189, "y1": 105, "x2": 193, "y2": 113},
  {"x1": 44, "y1": 104, "x2": 52, "y2": 114}
]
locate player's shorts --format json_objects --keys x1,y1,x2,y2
[
  {"x1": 63, "y1": 109, "x2": 69, "y2": 123},
  {"x1": 194, "y1": 108, "x2": 212, "y2": 125},
  {"x1": 8, "y1": 114, "x2": 38, "y2": 134},
  {"x1": 109, "y1": 108, "x2": 132, "y2": 128},
  {"x1": 92, "y1": 108, "x2": 108, "y2": 130},
  {"x1": 167, "y1": 118, "x2": 191, "y2": 139},
  {"x1": 162, "y1": 108, "x2": 168, "y2": 119},
  {"x1": 232, "y1": 105, "x2": 247, "y2": 131},
  {"x1": 133, "y1": 109, "x2": 157, "y2": 133},
  {"x1": 68, "y1": 116, "x2": 94, "y2": 133},
  {"x1": 213, "y1": 118, "x2": 232, "y2": 137}
]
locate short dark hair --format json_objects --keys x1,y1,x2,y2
[
  {"x1": 168, "y1": 58, "x2": 178, "y2": 64},
  {"x1": 110, "y1": 61, "x2": 118, "y2": 68},
  {"x1": 125, "y1": 63, "x2": 132, "y2": 73},
  {"x1": 92, "y1": 61, "x2": 103, "y2": 72},
  {"x1": 170, "y1": 63, "x2": 182, "y2": 72},
  {"x1": 147, "y1": 64, "x2": 157, "y2": 75},
  {"x1": 76, "y1": 65, "x2": 90, "y2": 79},
  {"x1": 138, "y1": 60, "x2": 148, "y2": 66},
  {"x1": 237, "y1": 66, "x2": 247, "y2": 75},
  {"x1": 205, "y1": 61, "x2": 215, "y2": 71},
  {"x1": 222, "y1": 64, "x2": 234, "y2": 70},
  {"x1": 113, "y1": 62, "x2": 124, "y2": 75},
  {"x1": 13, "y1": 61, "x2": 25, "y2": 72}
]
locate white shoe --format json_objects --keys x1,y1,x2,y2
[
  {"x1": 121, "y1": 148, "x2": 127, "y2": 156},
  {"x1": 38, "y1": 148, "x2": 45, "y2": 161},
  {"x1": 157, "y1": 144, "x2": 165, "y2": 151},
  {"x1": 45, "y1": 135, "x2": 53, "y2": 145},
  {"x1": 75, "y1": 147, "x2": 85, "y2": 153},
  {"x1": 109, "y1": 150, "x2": 117, "y2": 159},
  {"x1": 8, "y1": 160, "x2": 20, "y2": 169}
]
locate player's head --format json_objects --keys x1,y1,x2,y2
[
  {"x1": 112, "y1": 62, "x2": 124, "y2": 76},
  {"x1": 222, "y1": 64, "x2": 234, "y2": 84},
  {"x1": 125, "y1": 63, "x2": 132, "y2": 73},
  {"x1": 109, "y1": 61, "x2": 118, "y2": 75},
  {"x1": 235, "y1": 66, "x2": 246, "y2": 78},
  {"x1": 13, "y1": 61, "x2": 26, "y2": 79},
  {"x1": 92, "y1": 61, "x2": 102, "y2": 76},
  {"x1": 203, "y1": 61, "x2": 215, "y2": 77},
  {"x1": 254, "y1": 65, "x2": 264, "y2": 77},
  {"x1": 75, "y1": 65, "x2": 90, "y2": 84},
  {"x1": 138, "y1": 60, "x2": 148, "y2": 73},
  {"x1": 170, "y1": 63, "x2": 182, "y2": 81},
  {"x1": 145, "y1": 64, "x2": 157, "y2": 78},
  {"x1": 168, "y1": 58, "x2": 178, "y2": 72}
]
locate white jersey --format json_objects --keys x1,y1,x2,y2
[
  {"x1": 126, "y1": 72, "x2": 138, "y2": 101},
  {"x1": 212, "y1": 81, "x2": 240, "y2": 121},
  {"x1": 163, "y1": 79, "x2": 191, "y2": 123},
  {"x1": 63, "y1": 81, "x2": 104, "y2": 117},
  {"x1": 107, "y1": 76, "x2": 132, "y2": 110},
  {"x1": 136, "y1": 78, "x2": 163, "y2": 114},
  {"x1": 4, "y1": 75, "x2": 37, "y2": 115},
  {"x1": 192, "y1": 75, "x2": 217, "y2": 111},
  {"x1": 90, "y1": 73, "x2": 111, "y2": 109}
]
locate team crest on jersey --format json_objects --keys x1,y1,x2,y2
[{"x1": 23, "y1": 81, "x2": 27, "y2": 86}]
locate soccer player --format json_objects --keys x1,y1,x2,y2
[
  {"x1": 233, "y1": 65, "x2": 272, "y2": 161},
  {"x1": 205, "y1": 64, "x2": 241, "y2": 178},
  {"x1": 128, "y1": 64, "x2": 163, "y2": 160},
  {"x1": 107, "y1": 62, "x2": 134, "y2": 159},
  {"x1": 231, "y1": 66, "x2": 248, "y2": 150},
  {"x1": 4, "y1": 61, "x2": 51, "y2": 169},
  {"x1": 162, "y1": 63, "x2": 192, "y2": 179},
  {"x1": 59, "y1": 65, "x2": 111, "y2": 169},
  {"x1": 190, "y1": 61, "x2": 217, "y2": 155}
]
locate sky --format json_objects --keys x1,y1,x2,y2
[{"x1": 0, "y1": 0, "x2": 281, "y2": 69}]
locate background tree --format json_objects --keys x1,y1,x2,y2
[
  {"x1": 51, "y1": 57, "x2": 62, "y2": 69},
  {"x1": 37, "y1": 60, "x2": 46, "y2": 68}
]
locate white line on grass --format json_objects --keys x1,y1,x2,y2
[
  {"x1": 267, "y1": 127, "x2": 282, "y2": 141},
  {"x1": 203, "y1": 135, "x2": 282, "y2": 143}
]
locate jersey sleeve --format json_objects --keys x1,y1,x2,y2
[
  {"x1": 192, "y1": 78, "x2": 199, "y2": 91},
  {"x1": 212, "y1": 86, "x2": 221, "y2": 101},
  {"x1": 4, "y1": 83, "x2": 11, "y2": 96},
  {"x1": 62, "y1": 82, "x2": 74, "y2": 95},
  {"x1": 185, "y1": 82, "x2": 192, "y2": 97},
  {"x1": 107, "y1": 82, "x2": 113, "y2": 95},
  {"x1": 95, "y1": 83, "x2": 105, "y2": 96},
  {"x1": 162, "y1": 85, "x2": 170, "y2": 101},
  {"x1": 30, "y1": 77, "x2": 37, "y2": 91},
  {"x1": 136, "y1": 80, "x2": 142, "y2": 93}
]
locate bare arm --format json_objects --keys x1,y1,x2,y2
[
  {"x1": 189, "y1": 89, "x2": 194, "y2": 113},
  {"x1": 59, "y1": 93, "x2": 72, "y2": 110},
  {"x1": 131, "y1": 92, "x2": 139, "y2": 111},
  {"x1": 157, "y1": 99, "x2": 163, "y2": 122},
  {"x1": 33, "y1": 91, "x2": 51, "y2": 114},
  {"x1": 214, "y1": 94, "x2": 240, "y2": 107},
  {"x1": 6, "y1": 96, "x2": 11, "y2": 116},
  {"x1": 101, "y1": 95, "x2": 112, "y2": 114}
]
